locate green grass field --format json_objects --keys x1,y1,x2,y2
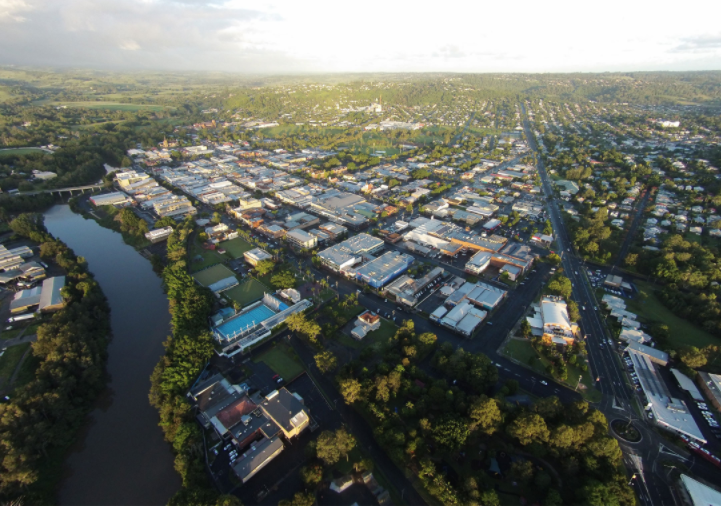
[
  {"x1": 0, "y1": 148, "x2": 51, "y2": 158},
  {"x1": 219, "y1": 237, "x2": 253, "y2": 259},
  {"x1": 1, "y1": 323, "x2": 40, "y2": 341},
  {"x1": 502, "y1": 338, "x2": 601, "y2": 402},
  {"x1": 189, "y1": 236, "x2": 228, "y2": 272},
  {"x1": 0, "y1": 343, "x2": 31, "y2": 384},
  {"x1": 254, "y1": 346, "x2": 304, "y2": 379},
  {"x1": 49, "y1": 101, "x2": 169, "y2": 112},
  {"x1": 627, "y1": 281, "x2": 719, "y2": 349},
  {"x1": 192, "y1": 264, "x2": 235, "y2": 287},
  {"x1": 224, "y1": 278, "x2": 268, "y2": 307}
]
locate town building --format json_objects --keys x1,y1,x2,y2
[
  {"x1": 317, "y1": 234, "x2": 384, "y2": 271},
  {"x1": 356, "y1": 251, "x2": 414, "y2": 289},
  {"x1": 286, "y1": 229, "x2": 318, "y2": 249},
  {"x1": 244, "y1": 248, "x2": 273, "y2": 266},
  {"x1": 145, "y1": 226, "x2": 174, "y2": 243},
  {"x1": 351, "y1": 311, "x2": 381, "y2": 339},
  {"x1": 697, "y1": 372, "x2": 721, "y2": 411},
  {"x1": 465, "y1": 251, "x2": 492, "y2": 275},
  {"x1": 384, "y1": 267, "x2": 444, "y2": 306}
]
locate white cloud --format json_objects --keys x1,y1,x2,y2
[
  {"x1": 119, "y1": 40, "x2": 140, "y2": 51},
  {"x1": 0, "y1": 0, "x2": 719, "y2": 72},
  {"x1": 0, "y1": 0, "x2": 34, "y2": 23}
]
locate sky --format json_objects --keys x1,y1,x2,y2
[{"x1": 1, "y1": 0, "x2": 721, "y2": 73}]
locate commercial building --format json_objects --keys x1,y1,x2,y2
[
  {"x1": 10, "y1": 276, "x2": 66, "y2": 314},
  {"x1": 384, "y1": 267, "x2": 444, "y2": 306},
  {"x1": 440, "y1": 300, "x2": 487, "y2": 336},
  {"x1": 317, "y1": 234, "x2": 384, "y2": 271},
  {"x1": 309, "y1": 191, "x2": 372, "y2": 229},
  {"x1": 153, "y1": 195, "x2": 197, "y2": 219},
  {"x1": 212, "y1": 294, "x2": 312, "y2": 354},
  {"x1": 465, "y1": 251, "x2": 492, "y2": 275},
  {"x1": 356, "y1": 251, "x2": 414, "y2": 289},
  {"x1": 627, "y1": 341, "x2": 669, "y2": 366},
  {"x1": 531, "y1": 296, "x2": 577, "y2": 345},
  {"x1": 679, "y1": 474, "x2": 721, "y2": 506},
  {"x1": 351, "y1": 311, "x2": 381, "y2": 339},
  {"x1": 698, "y1": 372, "x2": 721, "y2": 411},
  {"x1": 286, "y1": 229, "x2": 318, "y2": 249},
  {"x1": 90, "y1": 191, "x2": 134, "y2": 207},
  {"x1": 284, "y1": 212, "x2": 320, "y2": 230},
  {"x1": 628, "y1": 347, "x2": 705, "y2": 443},
  {"x1": 189, "y1": 375, "x2": 311, "y2": 485},
  {"x1": 244, "y1": 248, "x2": 273, "y2": 266},
  {"x1": 145, "y1": 226, "x2": 174, "y2": 243}
]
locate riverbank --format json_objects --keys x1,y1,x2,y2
[{"x1": 0, "y1": 212, "x2": 112, "y2": 503}]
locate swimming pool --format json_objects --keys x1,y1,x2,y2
[{"x1": 216, "y1": 304, "x2": 276, "y2": 339}]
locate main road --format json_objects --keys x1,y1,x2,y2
[{"x1": 519, "y1": 106, "x2": 721, "y2": 505}]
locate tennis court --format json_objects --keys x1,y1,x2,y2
[
  {"x1": 224, "y1": 278, "x2": 268, "y2": 307},
  {"x1": 219, "y1": 237, "x2": 253, "y2": 259},
  {"x1": 193, "y1": 264, "x2": 235, "y2": 287}
]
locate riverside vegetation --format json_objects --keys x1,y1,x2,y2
[{"x1": 0, "y1": 213, "x2": 111, "y2": 504}]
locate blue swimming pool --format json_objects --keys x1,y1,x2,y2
[{"x1": 216, "y1": 304, "x2": 276, "y2": 339}]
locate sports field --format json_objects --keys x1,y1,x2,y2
[
  {"x1": 224, "y1": 278, "x2": 268, "y2": 307},
  {"x1": 219, "y1": 237, "x2": 253, "y2": 259},
  {"x1": 192, "y1": 264, "x2": 235, "y2": 287},
  {"x1": 0, "y1": 147, "x2": 52, "y2": 158}
]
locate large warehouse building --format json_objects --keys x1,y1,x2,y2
[{"x1": 356, "y1": 251, "x2": 414, "y2": 289}]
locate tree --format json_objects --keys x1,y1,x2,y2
[
  {"x1": 432, "y1": 416, "x2": 470, "y2": 452},
  {"x1": 509, "y1": 460, "x2": 534, "y2": 485},
  {"x1": 211, "y1": 212, "x2": 222, "y2": 224},
  {"x1": 547, "y1": 253, "x2": 561, "y2": 265},
  {"x1": 254, "y1": 259, "x2": 275, "y2": 277},
  {"x1": 286, "y1": 312, "x2": 321, "y2": 344},
  {"x1": 547, "y1": 276, "x2": 572, "y2": 299},
  {"x1": 507, "y1": 412, "x2": 550, "y2": 445},
  {"x1": 520, "y1": 319, "x2": 532, "y2": 338},
  {"x1": 468, "y1": 395, "x2": 502, "y2": 434},
  {"x1": 314, "y1": 350, "x2": 338, "y2": 374},
  {"x1": 316, "y1": 428, "x2": 356, "y2": 465},
  {"x1": 300, "y1": 464, "x2": 323, "y2": 486},
  {"x1": 679, "y1": 346, "x2": 707, "y2": 369},
  {"x1": 271, "y1": 270, "x2": 297, "y2": 289},
  {"x1": 339, "y1": 378, "x2": 362, "y2": 404}
]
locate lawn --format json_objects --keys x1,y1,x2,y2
[
  {"x1": 192, "y1": 264, "x2": 235, "y2": 287},
  {"x1": 1, "y1": 323, "x2": 40, "y2": 341},
  {"x1": 0, "y1": 343, "x2": 31, "y2": 384},
  {"x1": 254, "y1": 346, "x2": 304, "y2": 379},
  {"x1": 627, "y1": 280, "x2": 719, "y2": 349},
  {"x1": 502, "y1": 338, "x2": 601, "y2": 402},
  {"x1": 224, "y1": 278, "x2": 268, "y2": 307},
  {"x1": 189, "y1": 236, "x2": 228, "y2": 272},
  {"x1": 219, "y1": 237, "x2": 253, "y2": 259},
  {"x1": 338, "y1": 316, "x2": 398, "y2": 350},
  {"x1": 11, "y1": 351, "x2": 39, "y2": 391},
  {"x1": 0, "y1": 147, "x2": 51, "y2": 158}
]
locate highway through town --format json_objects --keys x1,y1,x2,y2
[{"x1": 520, "y1": 107, "x2": 721, "y2": 505}]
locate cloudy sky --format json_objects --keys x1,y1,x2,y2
[{"x1": 1, "y1": 0, "x2": 720, "y2": 73}]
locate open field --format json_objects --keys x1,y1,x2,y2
[
  {"x1": 0, "y1": 148, "x2": 52, "y2": 158},
  {"x1": 254, "y1": 346, "x2": 304, "y2": 379},
  {"x1": 219, "y1": 237, "x2": 253, "y2": 259},
  {"x1": 224, "y1": 278, "x2": 267, "y2": 307},
  {"x1": 189, "y1": 236, "x2": 228, "y2": 271},
  {"x1": 45, "y1": 101, "x2": 170, "y2": 112},
  {"x1": 502, "y1": 338, "x2": 601, "y2": 402},
  {"x1": 192, "y1": 264, "x2": 235, "y2": 287},
  {"x1": 627, "y1": 281, "x2": 719, "y2": 349},
  {"x1": 0, "y1": 343, "x2": 31, "y2": 384}
]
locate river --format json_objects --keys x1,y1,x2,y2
[{"x1": 44, "y1": 205, "x2": 180, "y2": 505}]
